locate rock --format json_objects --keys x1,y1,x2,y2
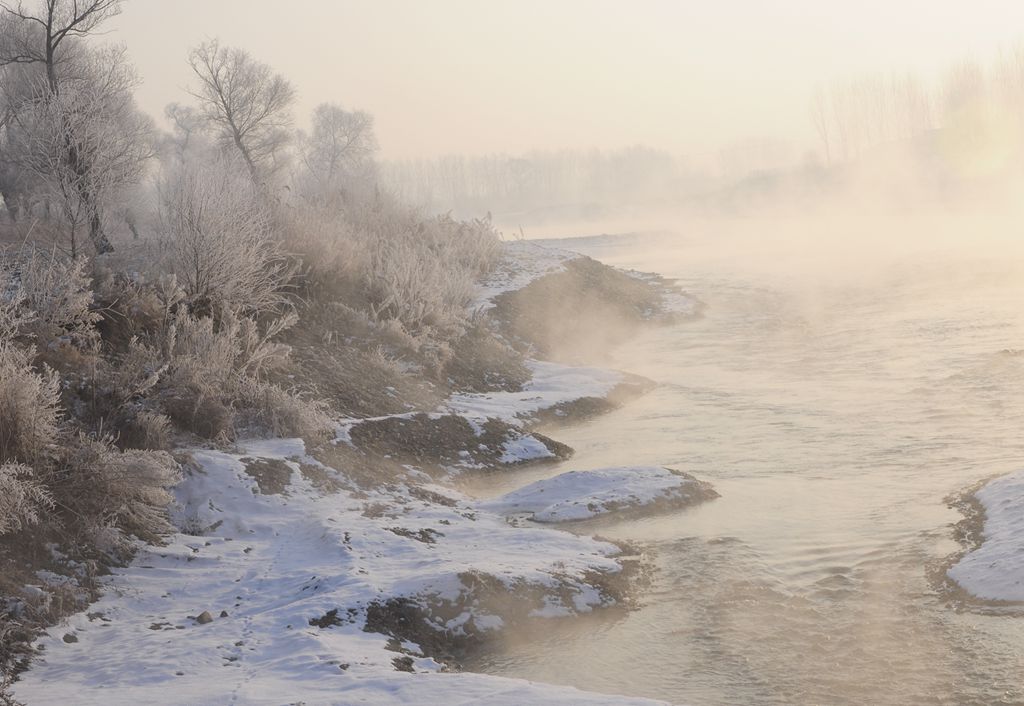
[
  {"x1": 219, "y1": 610, "x2": 229, "y2": 618},
  {"x1": 195, "y1": 610, "x2": 214, "y2": 624},
  {"x1": 62, "y1": 633, "x2": 78, "y2": 644},
  {"x1": 392, "y1": 655, "x2": 415, "y2": 672}
]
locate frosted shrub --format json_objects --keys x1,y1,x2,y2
[
  {"x1": 161, "y1": 308, "x2": 330, "y2": 439},
  {"x1": 235, "y1": 378, "x2": 332, "y2": 439},
  {"x1": 155, "y1": 156, "x2": 293, "y2": 315},
  {"x1": 289, "y1": 194, "x2": 501, "y2": 333},
  {"x1": 7, "y1": 250, "x2": 100, "y2": 347},
  {"x1": 55, "y1": 437, "x2": 181, "y2": 546},
  {"x1": 364, "y1": 212, "x2": 500, "y2": 331},
  {"x1": 122, "y1": 410, "x2": 173, "y2": 451},
  {"x1": 0, "y1": 464, "x2": 53, "y2": 535},
  {"x1": 0, "y1": 342, "x2": 60, "y2": 466}
]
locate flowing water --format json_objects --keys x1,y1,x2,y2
[{"x1": 467, "y1": 222, "x2": 1024, "y2": 705}]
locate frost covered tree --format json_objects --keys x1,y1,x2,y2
[
  {"x1": 0, "y1": 0, "x2": 152, "y2": 255},
  {"x1": 297, "y1": 103, "x2": 378, "y2": 202},
  {"x1": 161, "y1": 101, "x2": 206, "y2": 162},
  {"x1": 0, "y1": 0, "x2": 121, "y2": 93},
  {"x1": 187, "y1": 40, "x2": 295, "y2": 184},
  {"x1": 8, "y1": 47, "x2": 154, "y2": 256}
]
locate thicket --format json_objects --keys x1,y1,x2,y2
[{"x1": 0, "y1": 0, "x2": 508, "y2": 682}]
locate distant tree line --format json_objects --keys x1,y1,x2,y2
[{"x1": 810, "y1": 47, "x2": 1024, "y2": 167}]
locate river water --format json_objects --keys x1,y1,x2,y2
[{"x1": 469, "y1": 220, "x2": 1024, "y2": 705}]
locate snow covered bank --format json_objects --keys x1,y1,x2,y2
[
  {"x1": 12, "y1": 440, "x2": 667, "y2": 705},
  {"x1": 10, "y1": 239, "x2": 703, "y2": 705},
  {"x1": 948, "y1": 470, "x2": 1024, "y2": 602},
  {"x1": 482, "y1": 466, "x2": 718, "y2": 523},
  {"x1": 446, "y1": 359, "x2": 626, "y2": 425},
  {"x1": 473, "y1": 240, "x2": 581, "y2": 311}
]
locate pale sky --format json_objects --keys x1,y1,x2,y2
[{"x1": 106, "y1": 1, "x2": 1024, "y2": 159}]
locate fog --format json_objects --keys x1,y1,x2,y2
[
  {"x1": 8, "y1": 3, "x2": 1024, "y2": 705},
  {"x1": 108, "y1": 1, "x2": 1024, "y2": 159}
]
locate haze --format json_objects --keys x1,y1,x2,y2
[{"x1": 109, "y1": 0, "x2": 1024, "y2": 160}]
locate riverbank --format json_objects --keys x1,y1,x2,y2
[{"x1": 8, "y1": 241, "x2": 712, "y2": 705}]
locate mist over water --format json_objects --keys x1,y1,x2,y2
[{"x1": 465, "y1": 216, "x2": 1024, "y2": 705}]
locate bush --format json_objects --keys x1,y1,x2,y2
[
  {"x1": 152, "y1": 156, "x2": 293, "y2": 316},
  {"x1": 160, "y1": 308, "x2": 330, "y2": 440},
  {"x1": 0, "y1": 464, "x2": 53, "y2": 535},
  {"x1": 120, "y1": 410, "x2": 173, "y2": 451},
  {"x1": 359, "y1": 209, "x2": 500, "y2": 331},
  {"x1": 235, "y1": 378, "x2": 332, "y2": 439},
  {"x1": 283, "y1": 194, "x2": 500, "y2": 334},
  {"x1": 50, "y1": 437, "x2": 181, "y2": 547},
  {"x1": 0, "y1": 342, "x2": 60, "y2": 466},
  {"x1": 10, "y1": 250, "x2": 100, "y2": 348}
]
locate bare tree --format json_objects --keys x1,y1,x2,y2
[
  {"x1": 297, "y1": 103, "x2": 377, "y2": 201},
  {"x1": 187, "y1": 40, "x2": 295, "y2": 184},
  {"x1": 7, "y1": 46, "x2": 153, "y2": 256},
  {"x1": 0, "y1": 0, "x2": 127, "y2": 253},
  {"x1": 162, "y1": 101, "x2": 205, "y2": 161},
  {"x1": 0, "y1": 0, "x2": 121, "y2": 94},
  {"x1": 809, "y1": 86, "x2": 832, "y2": 164}
]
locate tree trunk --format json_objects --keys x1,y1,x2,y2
[{"x1": 88, "y1": 209, "x2": 113, "y2": 254}]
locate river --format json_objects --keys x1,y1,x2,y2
[{"x1": 467, "y1": 219, "x2": 1024, "y2": 705}]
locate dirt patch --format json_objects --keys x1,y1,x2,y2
[
  {"x1": 385, "y1": 527, "x2": 444, "y2": 544},
  {"x1": 444, "y1": 322, "x2": 531, "y2": 393},
  {"x1": 239, "y1": 457, "x2": 293, "y2": 495},
  {"x1": 308, "y1": 607, "x2": 358, "y2": 629},
  {"x1": 407, "y1": 485, "x2": 459, "y2": 507},
  {"x1": 391, "y1": 655, "x2": 415, "y2": 672},
  {"x1": 309, "y1": 442, "x2": 412, "y2": 491},
  {"x1": 361, "y1": 552, "x2": 648, "y2": 670},
  {"x1": 347, "y1": 413, "x2": 571, "y2": 473},
  {"x1": 529, "y1": 375, "x2": 657, "y2": 429},
  {"x1": 282, "y1": 302, "x2": 445, "y2": 419},
  {"x1": 491, "y1": 257, "x2": 696, "y2": 363},
  {"x1": 298, "y1": 462, "x2": 346, "y2": 494}
]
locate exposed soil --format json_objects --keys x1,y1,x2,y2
[
  {"x1": 239, "y1": 457, "x2": 294, "y2": 495},
  {"x1": 491, "y1": 256, "x2": 697, "y2": 364},
  {"x1": 359, "y1": 552, "x2": 646, "y2": 671},
  {"x1": 346, "y1": 413, "x2": 571, "y2": 474}
]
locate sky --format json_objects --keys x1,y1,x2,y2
[{"x1": 106, "y1": 1, "x2": 1024, "y2": 160}]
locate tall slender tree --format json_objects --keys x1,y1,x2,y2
[{"x1": 187, "y1": 40, "x2": 295, "y2": 185}]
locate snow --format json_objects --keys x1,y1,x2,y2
[
  {"x1": 13, "y1": 441, "x2": 667, "y2": 705},
  {"x1": 447, "y1": 360, "x2": 624, "y2": 425},
  {"x1": 11, "y1": 240, "x2": 694, "y2": 704},
  {"x1": 473, "y1": 240, "x2": 580, "y2": 311},
  {"x1": 948, "y1": 470, "x2": 1024, "y2": 602},
  {"x1": 482, "y1": 466, "x2": 715, "y2": 523},
  {"x1": 498, "y1": 435, "x2": 556, "y2": 464}
]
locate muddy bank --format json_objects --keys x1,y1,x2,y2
[{"x1": 491, "y1": 255, "x2": 701, "y2": 364}]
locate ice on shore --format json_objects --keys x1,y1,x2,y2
[
  {"x1": 473, "y1": 240, "x2": 580, "y2": 311},
  {"x1": 13, "y1": 440, "x2": 671, "y2": 705},
  {"x1": 948, "y1": 469, "x2": 1024, "y2": 602},
  {"x1": 482, "y1": 466, "x2": 717, "y2": 523},
  {"x1": 446, "y1": 359, "x2": 624, "y2": 425}
]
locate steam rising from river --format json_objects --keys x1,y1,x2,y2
[{"x1": 469, "y1": 154, "x2": 1024, "y2": 704}]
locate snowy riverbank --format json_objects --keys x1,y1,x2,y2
[
  {"x1": 11, "y1": 241, "x2": 709, "y2": 705},
  {"x1": 12, "y1": 438, "x2": 675, "y2": 705}
]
